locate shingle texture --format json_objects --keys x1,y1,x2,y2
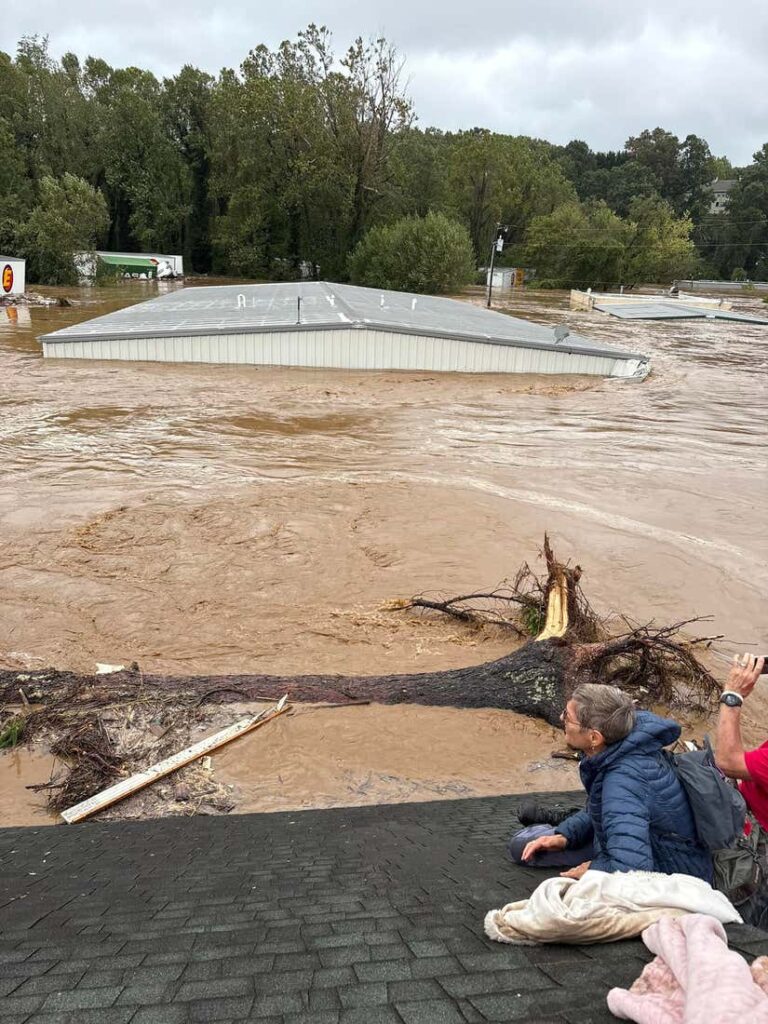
[{"x1": 1, "y1": 792, "x2": 765, "y2": 1023}]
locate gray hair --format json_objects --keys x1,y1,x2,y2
[{"x1": 571, "y1": 683, "x2": 636, "y2": 745}]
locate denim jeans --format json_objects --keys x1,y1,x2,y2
[{"x1": 507, "y1": 824, "x2": 595, "y2": 868}]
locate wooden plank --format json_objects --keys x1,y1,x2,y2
[{"x1": 61, "y1": 695, "x2": 289, "y2": 824}]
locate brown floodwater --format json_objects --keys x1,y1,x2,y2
[
  {"x1": 0, "y1": 746, "x2": 59, "y2": 826},
  {"x1": 1, "y1": 279, "x2": 767, "y2": 822}
]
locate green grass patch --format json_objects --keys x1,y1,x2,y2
[
  {"x1": 0, "y1": 716, "x2": 25, "y2": 749},
  {"x1": 520, "y1": 601, "x2": 546, "y2": 637}
]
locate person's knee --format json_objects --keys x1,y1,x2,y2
[
  {"x1": 507, "y1": 824, "x2": 554, "y2": 864},
  {"x1": 507, "y1": 832, "x2": 527, "y2": 864}
]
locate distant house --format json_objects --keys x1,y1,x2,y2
[{"x1": 707, "y1": 179, "x2": 737, "y2": 214}]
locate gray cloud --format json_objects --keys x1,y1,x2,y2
[{"x1": 3, "y1": 1, "x2": 766, "y2": 164}]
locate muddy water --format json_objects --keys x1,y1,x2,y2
[
  {"x1": 213, "y1": 704, "x2": 578, "y2": 813},
  {"x1": 1, "y1": 280, "x2": 767, "y2": 818},
  {"x1": 0, "y1": 704, "x2": 578, "y2": 827},
  {"x1": 0, "y1": 747, "x2": 59, "y2": 826}
]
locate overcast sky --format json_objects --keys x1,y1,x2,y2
[{"x1": 4, "y1": 1, "x2": 767, "y2": 166}]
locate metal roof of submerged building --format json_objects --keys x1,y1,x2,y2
[
  {"x1": 594, "y1": 300, "x2": 768, "y2": 324},
  {"x1": 40, "y1": 281, "x2": 649, "y2": 377}
]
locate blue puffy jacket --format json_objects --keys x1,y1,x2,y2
[{"x1": 555, "y1": 710, "x2": 712, "y2": 881}]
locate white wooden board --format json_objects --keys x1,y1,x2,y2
[{"x1": 61, "y1": 695, "x2": 288, "y2": 824}]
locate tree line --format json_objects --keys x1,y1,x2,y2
[{"x1": 1, "y1": 29, "x2": 766, "y2": 291}]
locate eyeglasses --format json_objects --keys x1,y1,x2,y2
[{"x1": 561, "y1": 709, "x2": 583, "y2": 728}]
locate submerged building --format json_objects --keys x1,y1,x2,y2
[
  {"x1": 75, "y1": 251, "x2": 184, "y2": 280},
  {"x1": 39, "y1": 282, "x2": 649, "y2": 378}
]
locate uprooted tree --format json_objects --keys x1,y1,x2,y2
[
  {"x1": 0, "y1": 537, "x2": 722, "y2": 812},
  {"x1": 0, "y1": 537, "x2": 723, "y2": 726}
]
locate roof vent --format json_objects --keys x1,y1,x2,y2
[{"x1": 553, "y1": 324, "x2": 570, "y2": 344}]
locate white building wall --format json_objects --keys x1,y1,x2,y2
[
  {"x1": 486, "y1": 268, "x2": 514, "y2": 290},
  {"x1": 1, "y1": 258, "x2": 26, "y2": 296},
  {"x1": 41, "y1": 327, "x2": 638, "y2": 377}
]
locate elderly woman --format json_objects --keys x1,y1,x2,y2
[{"x1": 509, "y1": 682, "x2": 712, "y2": 882}]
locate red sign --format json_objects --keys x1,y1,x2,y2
[{"x1": 1, "y1": 264, "x2": 13, "y2": 293}]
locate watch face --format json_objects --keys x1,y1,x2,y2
[{"x1": 721, "y1": 693, "x2": 742, "y2": 707}]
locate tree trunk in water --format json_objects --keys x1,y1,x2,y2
[
  {"x1": 0, "y1": 538, "x2": 718, "y2": 730},
  {"x1": 0, "y1": 640, "x2": 575, "y2": 727}
]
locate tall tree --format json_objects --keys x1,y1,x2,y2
[
  {"x1": 624, "y1": 127, "x2": 715, "y2": 219},
  {"x1": 163, "y1": 66, "x2": 215, "y2": 271},
  {"x1": 522, "y1": 200, "x2": 628, "y2": 289},
  {"x1": 88, "y1": 65, "x2": 192, "y2": 253},
  {"x1": 623, "y1": 197, "x2": 698, "y2": 284},
  {"x1": 719, "y1": 143, "x2": 768, "y2": 278},
  {"x1": 446, "y1": 130, "x2": 576, "y2": 259},
  {"x1": 576, "y1": 161, "x2": 661, "y2": 215},
  {"x1": 678, "y1": 133, "x2": 716, "y2": 220},
  {"x1": 209, "y1": 25, "x2": 413, "y2": 279},
  {"x1": 18, "y1": 173, "x2": 108, "y2": 284},
  {"x1": 625, "y1": 127, "x2": 682, "y2": 205},
  {"x1": 386, "y1": 127, "x2": 451, "y2": 219}
]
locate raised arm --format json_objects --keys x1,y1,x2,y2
[{"x1": 715, "y1": 655, "x2": 765, "y2": 780}]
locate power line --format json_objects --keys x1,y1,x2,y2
[{"x1": 512, "y1": 241, "x2": 768, "y2": 249}]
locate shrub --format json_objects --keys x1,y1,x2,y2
[{"x1": 348, "y1": 212, "x2": 475, "y2": 294}]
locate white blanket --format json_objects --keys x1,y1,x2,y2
[{"x1": 484, "y1": 869, "x2": 741, "y2": 945}]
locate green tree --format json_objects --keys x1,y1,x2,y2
[
  {"x1": 209, "y1": 26, "x2": 413, "y2": 280},
  {"x1": 604, "y1": 162, "x2": 661, "y2": 216},
  {"x1": 555, "y1": 139, "x2": 597, "y2": 193},
  {"x1": 209, "y1": 40, "x2": 343, "y2": 277},
  {"x1": 623, "y1": 128, "x2": 715, "y2": 219},
  {"x1": 387, "y1": 127, "x2": 451, "y2": 218},
  {"x1": 18, "y1": 173, "x2": 108, "y2": 284},
  {"x1": 0, "y1": 119, "x2": 34, "y2": 252},
  {"x1": 162, "y1": 65, "x2": 215, "y2": 271},
  {"x1": 92, "y1": 66, "x2": 192, "y2": 253},
  {"x1": 678, "y1": 133, "x2": 716, "y2": 220},
  {"x1": 711, "y1": 155, "x2": 735, "y2": 180},
  {"x1": 445, "y1": 130, "x2": 576, "y2": 258},
  {"x1": 522, "y1": 196, "x2": 697, "y2": 289},
  {"x1": 719, "y1": 144, "x2": 768, "y2": 278},
  {"x1": 625, "y1": 127, "x2": 682, "y2": 205},
  {"x1": 13, "y1": 37, "x2": 98, "y2": 184},
  {"x1": 622, "y1": 197, "x2": 698, "y2": 284},
  {"x1": 348, "y1": 211, "x2": 474, "y2": 293},
  {"x1": 576, "y1": 161, "x2": 661, "y2": 215},
  {"x1": 521, "y1": 201, "x2": 628, "y2": 289}
]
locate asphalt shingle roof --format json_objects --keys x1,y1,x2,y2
[{"x1": 1, "y1": 792, "x2": 766, "y2": 1023}]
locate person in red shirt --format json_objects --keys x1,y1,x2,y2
[
  {"x1": 715, "y1": 654, "x2": 768, "y2": 830},
  {"x1": 715, "y1": 653, "x2": 767, "y2": 928}
]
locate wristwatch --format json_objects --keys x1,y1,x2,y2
[{"x1": 719, "y1": 691, "x2": 744, "y2": 708}]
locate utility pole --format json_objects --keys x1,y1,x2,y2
[{"x1": 485, "y1": 226, "x2": 506, "y2": 308}]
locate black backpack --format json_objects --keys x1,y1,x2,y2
[
  {"x1": 666, "y1": 737, "x2": 765, "y2": 905},
  {"x1": 668, "y1": 737, "x2": 746, "y2": 850}
]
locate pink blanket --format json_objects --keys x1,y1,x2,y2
[{"x1": 607, "y1": 914, "x2": 768, "y2": 1023}]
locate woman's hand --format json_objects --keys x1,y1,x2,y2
[
  {"x1": 560, "y1": 860, "x2": 591, "y2": 880},
  {"x1": 521, "y1": 832, "x2": 567, "y2": 863},
  {"x1": 726, "y1": 654, "x2": 765, "y2": 700}
]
